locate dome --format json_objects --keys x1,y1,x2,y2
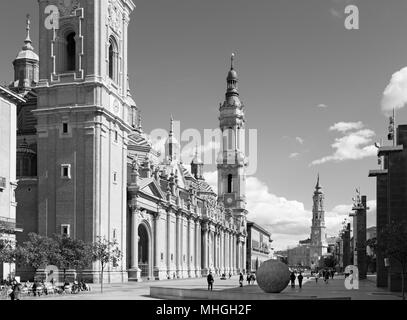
[
  {"x1": 227, "y1": 69, "x2": 238, "y2": 81},
  {"x1": 15, "y1": 49, "x2": 39, "y2": 61}
]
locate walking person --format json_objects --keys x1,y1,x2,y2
[
  {"x1": 239, "y1": 273, "x2": 244, "y2": 287},
  {"x1": 207, "y1": 272, "x2": 214, "y2": 291},
  {"x1": 331, "y1": 269, "x2": 335, "y2": 280},
  {"x1": 246, "y1": 273, "x2": 250, "y2": 286},
  {"x1": 290, "y1": 272, "x2": 296, "y2": 288},
  {"x1": 298, "y1": 272, "x2": 304, "y2": 289},
  {"x1": 324, "y1": 270, "x2": 329, "y2": 284},
  {"x1": 315, "y1": 272, "x2": 319, "y2": 283}
]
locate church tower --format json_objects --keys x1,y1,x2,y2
[
  {"x1": 10, "y1": 15, "x2": 39, "y2": 94},
  {"x1": 310, "y1": 175, "x2": 328, "y2": 266},
  {"x1": 34, "y1": 0, "x2": 136, "y2": 282},
  {"x1": 217, "y1": 54, "x2": 248, "y2": 273}
]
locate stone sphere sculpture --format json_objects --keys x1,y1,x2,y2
[{"x1": 256, "y1": 259, "x2": 290, "y2": 293}]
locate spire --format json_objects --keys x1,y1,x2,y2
[
  {"x1": 166, "y1": 114, "x2": 179, "y2": 162},
  {"x1": 23, "y1": 14, "x2": 34, "y2": 51},
  {"x1": 231, "y1": 52, "x2": 235, "y2": 70},
  {"x1": 170, "y1": 115, "x2": 174, "y2": 136},
  {"x1": 315, "y1": 174, "x2": 322, "y2": 191},
  {"x1": 226, "y1": 53, "x2": 239, "y2": 97}
]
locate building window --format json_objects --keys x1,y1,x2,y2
[
  {"x1": 62, "y1": 122, "x2": 69, "y2": 134},
  {"x1": 61, "y1": 164, "x2": 71, "y2": 179},
  {"x1": 227, "y1": 174, "x2": 233, "y2": 193},
  {"x1": 109, "y1": 37, "x2": 119, "y2": 82},
  {"x1": 61, "y1": 224, "x2": 70, "y2": 237},
  {"x1": 66, "y1": 32, "x2": 76, "y2": 71}
]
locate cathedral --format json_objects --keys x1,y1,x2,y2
[{"x1": 6, "y1": 0, "x2": 249, "y2": 282}]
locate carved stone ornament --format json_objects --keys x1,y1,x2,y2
[
  {"x1": 107, "y1": 0, "x2": 122, "y2": 34},
  {"x1": 58, "y1": 0, "x2": 81, "y2": 17}
]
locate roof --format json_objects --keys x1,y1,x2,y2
[
  {"x1": 247, "y1": 221, "x2": 271, "y2": 237},
  {"x1": 0, "y1": 86, "x2": 26, "y2": 104}
]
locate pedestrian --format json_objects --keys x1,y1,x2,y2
[
  {"x1": 207, "y1": 272, "x2": 214, "y2": 291},
  {"x1": 239, "y1": 273, "x2": 244, "y2": 287},
  {"x1": 298, "y1": 272, "x2": 304, "y2": 289},
  {"x1": 331, "y1": 270, "x2": 335, "y2": 279},
  {"x1": 229, "y1": 273, "x2": 232, "y2": 279},
  {"x1": 315, "y1": 272, "x2": 319, "y2": 283},
  {"x1": 12, "y1": 280, "x2": 22, "y2": 300},
  {"x1": 324, "y1": 270, "x2": 329, "y2": 284},
  {"x1": 246, "y1": 273, "x2": 250, "y2": 285},
  {"x1": 290, "y1": 272, "x2": 296, "y2": 288}
]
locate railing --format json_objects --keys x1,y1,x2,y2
[{"x1": 0, "y1": 217, "x2": 23, "y2": 233}]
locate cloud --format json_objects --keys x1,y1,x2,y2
[
  {"x1": 311, "y1": 122, "x2": 376, "y2": 166},
  {"x1": 329, "y1": 121, "x2": 364, "y2": 133},
  {"x1": 289, "y1": 153, "x2": 300, "y2": 159},
  {"x1": 295, "y1": 137, "x2": 304, "y2": 145},
  {"x1": 317, "y1": 104, "x2": 328, "y2": 109},
  {"x1": 381, "y1": 66, "x2": 407, "y2": 115},
  {"x1": 203, "y1": 171, "x2": 378, "y2": 250}
]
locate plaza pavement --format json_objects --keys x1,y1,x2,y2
[{"x1": 22, "y1": 274, "x2": 402, "y2": 300}]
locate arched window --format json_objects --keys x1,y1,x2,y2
[
  {"x1": 109, "y1": 37, "x2": 119, "y2": 82},
  {"x1": 228, "y1": 174, "x2": 233, "y2": 193},
  {"x1": 66, "y1": 32, "x2": 76, "y2": 71}
]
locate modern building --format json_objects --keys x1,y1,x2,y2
[
  {"x1": 7, "y1": 0, "x2": 249, "y2": 283},
  {"x1": 369, "y1": 121, "x2": 407, "y2": 291},
  {"x1": 0, "y1": 85, "x2": 25, "y2": 280},
  {"x1": 246, "y1": 222, "x2": 272, "y2": 272}
]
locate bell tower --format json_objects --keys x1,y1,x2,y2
[
  {"x1": 310, "y1": 175, "x2": 328, "y2": 266},
  {"x1": 34, "y1": 0, "x2": 136, "y2": 282},
  {"x1": 217, "y1": 54, "x2": 248, "y2": 272},
  {"x1": 217, "y1": 54, "x2": 247, "y2": 212}
]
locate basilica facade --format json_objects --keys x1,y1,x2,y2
[{"x1": 7, "y1": 0, "x2": 249, "y2": 283}]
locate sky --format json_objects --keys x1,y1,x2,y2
[{"x1": 2, "y1": 0, "x2": 407, "y2": 250}]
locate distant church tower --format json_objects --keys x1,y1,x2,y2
[
  {"x1": 310, "y1": 175, "x2": 328, "y2": 266},
  {"x1": 34, "y1": 0, "x2": 136, "y2": 282},
  {"x1": 217, "y1": 54, "x2": 248, "y2": 273}
]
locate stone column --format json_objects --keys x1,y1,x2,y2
[
  {"x1": 129, "y1": 206, "x2": 141, "y2": 281},
  {"x1": 243, "y1": 239, "x2": 247, "y2": 274},
  {"x1": 194, "y1": 219, "x2": 199, "y2": 277},
  {"x1": 236, "y1": 239, "x2": 241, "y2": 273},
  {"x1": 202, "y1": 222, "x2": 209, "y2": 276},
  {"x1": 187, "y1": 217, "x2": 192, "y2": 277},
  {"x1": 176, "y1": 213, "x2": 181, "y2": 278},
  {"x1": 166, "y1": 210, "x2": 171, "y2": 279}
]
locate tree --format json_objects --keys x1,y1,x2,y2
[
  {"x1": 0, "y1": 239, "x2": 14, "y2": 265},
  {"x1": 17, "y1": 233, "x2": 61, "y2": 270},
  {"x1": 323, "y1": 255, "x2": 336, "y2": 268},
  {"x1": 91, "y1": 237, "x2": 122, "y2": 293},
  {"x1": 377, "y1": 221, "x2": 407, "y2": 300},
  {"x1": 53, "y1": 234, "x2": 92, "y2": 282}
]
